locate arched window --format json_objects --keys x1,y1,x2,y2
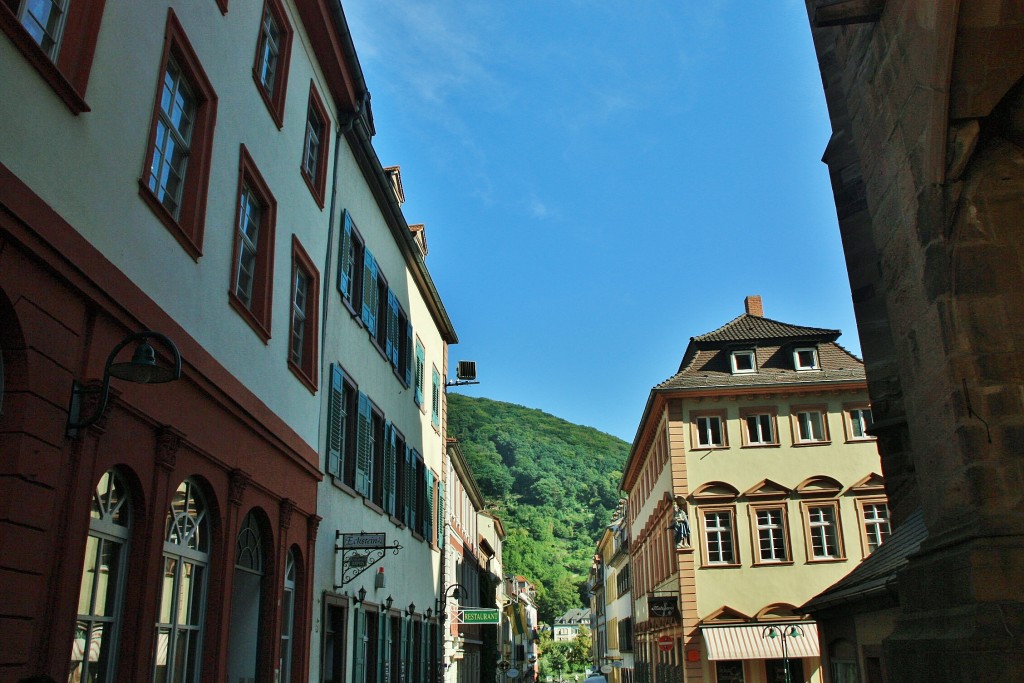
[
  {"x1": 227, "y1": 510, "x2": 266, "y2": 682},
  {"x1": 280, "y1": 549, "x2": 297, "y2": 682},
  {"x1": 71, "y1": 469, "x2": 132, "y2": 682},
  {"x1": 153, "y1": 478, "x2": 210, "y2": 683}
]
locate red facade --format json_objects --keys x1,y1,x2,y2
[{"x1": 0, "y1": 165, "x2": 321, "y2": 681}]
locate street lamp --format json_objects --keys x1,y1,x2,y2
[
  {"x1": 66, "y1": 330, "x2": 182, "y2": 436},
  {"x1": 761, "y1": 624, "x2": 804, "y2": 683},
  {"x1": 437, "y1": 583, "x2": 466, "y2": 622}
]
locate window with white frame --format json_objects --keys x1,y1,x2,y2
[
  {"x1": 12, "y1": 0, "x2": 68, "y2": 58},
  {"x1": 702, "y1": 509, "x2": 736, "y2": 565},
  {"x1": 795, "y1": 409, "x2": 827, "y2": 443},
  {"x1": 153, "y1": 479, "x2": 210, "y2": 683},
  {"x1": 744, "y1": 412, "x2": 775, "y2": 445},
  {"x1": 847, "y1": 407, "x2": 874, "y2": 440},
  {"x1": 753, "y1": 506, "x2": 788, "y2": 563},
  {"x1": 71, "y1": 469, "x2": 132, "y2": 683},
  {"x1": 860, "y1": 501, "x2": 890, "y2": 553},
  {"x1": 806, "y1": 503, "x2": 842, "y2": 560},
  {"x1": 695, "y1": 414, "x2": 725, "y2": 448},
  {"x1": 148, "y1": 56, "x2": 196, "y2": 221},
  {"x1": 730, "y1": 349, "x2": 756, "y2": 374},
  {"x1": 793, "y1": 347, "x2": 820, "y2": 370},
  {"x1": 279, "y1": 549, "x2": 296, "y2": 683}
]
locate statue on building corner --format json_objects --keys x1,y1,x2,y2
[{"x1": 672, "y1": 497, "x2": 690, "y2": 549}]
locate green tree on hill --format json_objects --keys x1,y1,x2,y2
[{"x1": 447, "y1": 394, "x2": 628, "y2": 623}]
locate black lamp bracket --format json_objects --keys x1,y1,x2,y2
[{"x1": 66, "y1": 330, "x2": 182, "y2": 437}]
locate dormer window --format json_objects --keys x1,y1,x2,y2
[
  {"x1": 730, "y1": 349, "x2": 756, "y2": 374},
  {"x1": 793, "y1": 347, "x2": 819, "y2": 371}
]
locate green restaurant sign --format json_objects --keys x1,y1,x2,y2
[{"x1": 460, "y1": 608, "x2": 500, "y2": 624}]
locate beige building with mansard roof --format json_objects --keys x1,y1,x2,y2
[{"x1": 621, "y1": 296, "x2": 887, "y2": 683}]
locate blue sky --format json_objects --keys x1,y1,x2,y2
[{"x1": 343, "y1": 1, "x2": 856, "y2": 443}]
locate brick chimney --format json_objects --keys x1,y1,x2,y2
[{"x1": 744, "y1": 295, "x2": 763, "y2": 317}]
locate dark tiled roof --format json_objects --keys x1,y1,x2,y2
[
  {"x1": 802, "y1": 508, "x2": 928, "y2": 612},
  {"x1": 652, "y1": 312, "x2": 864, "y2": 391},
  {"x1": 693, "y1": 314, "x2": 840, "y2": 343}
]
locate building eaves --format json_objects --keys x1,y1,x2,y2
[
  {"x1": 692, "y1": 313, "x2": 841, "y2": 344},
  {"x1": 447, "y1": 438, "x2": 485, "y2": 510}
]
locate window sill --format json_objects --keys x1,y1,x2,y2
[
  {"x1": 741, "y1": 443, "x2": 780, "y2": 449},
  {"x1": 0, "y1": 10, "x2": 89, "y2": 114},
  {"x1": 793, "y1": 440, "x2": 831, "y2": 447},
  {"x1": 301, "y1": 167, "x2": 325, "y2": 209},
  {"x1": 696, "y1": 444, "x2": 729, "y2": 450},
  {"x1": 752, "y1": 559, "x2": 794, "y2": 567},
  {"x1": 228, "y1": 291, "x2": 272, "y2": 343},
  {"x1": 362, "y1": 497, "x2": 387, "y2": 516},
  {"x1": 138, "y1": 181, "x2": 203, "y2": 261},
  {"x1": 845, "y1": 437, "x2": 877, "y2": 443},
  {"x1": 702, "y1": 562, "x2": 741, "y2": 569},
  {"x1": 288, "y1": 358, "x2": 318, "y2": 394},
  {"x1": 331, "y1": 477, "x2": 358, "y2": 498},
  {"x1": 253, "y1": 72, "x2": 285, "y2": 129},
  {"x1": 807, "y1": 556, "x2": 847, "y2": 564}
]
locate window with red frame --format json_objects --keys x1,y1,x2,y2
[
  {"x1": 288, "y1": 237, "x2": 319, "y2": 391},
  {"x1": 300, "y1": 82, "x2": 329, "y2": 207},
  {"x1": 252, "y1": 0, "x2": 292, "y2": 128},
  {"x1": 229, "y1": 145, "x2": 276, "y2": 341},
  {"x1": 0, "y1": 0, "x2": 107, "y2": 112},
  {"x1": 140, "y1": 9, "x2": 218, "y2": 260}
]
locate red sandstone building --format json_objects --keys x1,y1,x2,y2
[{"x1": 0, "y1": 1, "x2": 376, "y2": 680}]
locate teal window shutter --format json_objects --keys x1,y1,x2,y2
[
  {"x1": 338, "y1": 210, "x2": 353, "y2": 299},
  {"x1": 361, "y1": 249, "x2": 378, "y2": 334},
  {"x1": 431, "y1": 368, "x2": 441, "y2": 427},
  {"x1": 383, "y1": 422, "x2": 396, "y2": 515},
  {"x1": 437, "y1": 482, "x2": 445, "y2": 548},
  {"x1": 404, "y1": 323, "x2": 414, "y2": 386},
  {"x1": 399, "y1": 618, "x2": 408, "y2": 683},
  {"x1": 327, "y1": 364, "x2": 344, "y2": 476},
  {"x1": 356, "y1": 393, "x2": 373, "y2": 497},
  {"x1": 414, "y1": 342, "x2": 425, "y2": 406},
  {"x1": 387, "y1": 292, "x2": 400, "y2": 366},
  {"x1": 424, "y1": 470, "x2": 435, "y2": 540},
  {"x1": 353, "y1": 609, "x2": 365, "y2": 683},
  {"x1": 378, "y1": 611, "x2": 388, "y2": 683}
]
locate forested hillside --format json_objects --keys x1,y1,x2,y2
[{"x1": 446, "y1": 393, "x2": 629, "y2": 624}]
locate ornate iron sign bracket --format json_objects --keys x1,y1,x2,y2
[{"x1": 334, "y1": 531, "x2": 403, "y2": 588}]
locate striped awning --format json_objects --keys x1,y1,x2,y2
[{"x1": 701, "y1": 623, "x2": 820, "y2": 660}]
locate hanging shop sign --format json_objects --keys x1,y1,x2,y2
[
  {"x1": 459, "y1": 608, "x2": 501, "y2": 624},
  {"x1": 333, "y1": 530, "x2": 403, "y2": 587},
  {"x1": 649, "y1": 596, "x2": 680, "y2": 619}
]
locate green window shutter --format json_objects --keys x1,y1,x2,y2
[
  {"x1": 353, "y1": 609, "x2": 365, "y2": 683},
  {"x1": 399, "y1": 617, "x2": 408, "y2": 683},
  {"x1": 356, "y1": 393, "x2": 373, "y2": 497},
  {"x1": 437, "y1": 482, "x2": 445, "y2": 548},
  {"x1": 387, "y1": 292, "x2": 400, "y2": 367},
  {"x1": 383, "y1": 422, "x2": 396, "y2": 515},
  {"x1": 378, "y1": 611, "x2": 388, "y2": 683},
  {"x1": 408, "y1": 449, "x2": 419, "y2": 531},
  {"x1": 404, "y1": 323, "x2": 414, "y2": 386},
  {"x1": 338, "y1": 210, "x2": 353, "y2": 298},
  {"x1": 414, "y1": 342, "x2": 425, "y2": 406},
  {"x1": 424, "y1": 470, "x2": 435, "y2": 539},
  {"x1": 361, "y1": 249, "x2": 378, "y2": 334},
  {"x1": 327, "y1": 364, "x2": 344, "y2": 476},
  {"x1": 431, "y1": 368, "x2": 441, "y2": 427}
]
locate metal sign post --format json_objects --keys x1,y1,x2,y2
[{"x1": 333, "y1": 531, "x2": 403, "y2": 587}]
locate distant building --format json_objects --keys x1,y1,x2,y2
[
  {"x1": 554, "y1": 608, "x2": 592, "y2": 642},
  {"x1": 621, "y1": 297, "x2": 886, "y2": 683},
  {"x1": 589, "y1": 501, "x2": 635, "y2": 683}
]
